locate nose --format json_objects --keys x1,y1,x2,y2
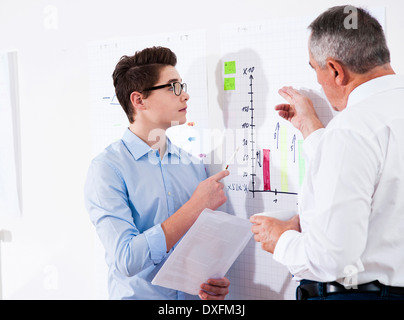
[{"x1": 181, "y1": 90, "x2": 190, "y2": 101}]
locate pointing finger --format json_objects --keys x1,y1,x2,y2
[{"x1": 210, "y1": 170, "x2": 230, "y2": 182}]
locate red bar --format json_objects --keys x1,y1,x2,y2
[{"x1": 263, "y1": 149, "x2": 271, "y2": 191}]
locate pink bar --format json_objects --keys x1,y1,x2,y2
[{"x1": 263, "y1": 149, "x2": 271, "y2": 191}]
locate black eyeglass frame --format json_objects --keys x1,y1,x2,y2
[{"x1": 142, "y1": 82, "x2": 187, "y2": 96}]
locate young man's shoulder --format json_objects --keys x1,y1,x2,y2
[{"x1": 90, "y1": 139, "x2": 132, "y2": 173}]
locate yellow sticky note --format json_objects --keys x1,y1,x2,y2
[{"x1": 224, "y1": 77, "x2": 235, "y2": 91}]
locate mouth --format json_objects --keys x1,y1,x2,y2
[{"x1": 179, "y1": 107, "x2": 187, "y2": 112}]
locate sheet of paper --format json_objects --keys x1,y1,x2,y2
[
  {"x1": 253, "y1": 210, "x2": 297, "y2": 221},
  {"x1": 152, "y1": 208, "x2": 252, "y2": 295}
]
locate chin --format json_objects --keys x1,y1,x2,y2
[
  {"x1": 169, "y1": 118, "x2": 186, "y2": 127},
  {"x1": 332, "y1": 105, "x2": 339, "y2": 112},
  {"x1": 332, "y1": 104, "x2": 347, "y2": 112},
  {"x1": 178, "y1": 115, "x2": 187, "y2": 125}
]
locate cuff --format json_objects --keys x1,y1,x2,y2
[
  {"x1": 273, "y1": 230, "x2": 302, "y2": 265},
  {"x1": 143, "y1": 223, "x2": 168, "y2": 264}
]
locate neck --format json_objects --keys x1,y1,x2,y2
[
  {"x1": 339, "y1": 63, "x2": 395, "y2": 110},
  {"x1": 355, "y1": 63, "x2": 394, "y2": 85},
  {"x1": 129, "y1": 122, "x2": 167, "y2": 157}
]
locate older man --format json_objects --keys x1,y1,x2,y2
[{"x1": 251, "y1": 6, "x2": 404, "y2": 300}]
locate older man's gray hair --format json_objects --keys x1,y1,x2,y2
[{"x1": 308, "y1": 5, "x2": 390, "y2": 74}]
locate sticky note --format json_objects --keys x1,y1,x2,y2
[
  {"x1": 224, "y1": 77, "x2": 235, "y2": 91},
  {"x1": 224, "y1": 61, "x2": 236, "y2": 75}
]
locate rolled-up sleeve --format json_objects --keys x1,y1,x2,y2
[{"x1": 144, "y1": 224, "x2": 167, "y2": 263}]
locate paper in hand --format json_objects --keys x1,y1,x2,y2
[
  {"x1": 152, "y1": 208, "x2": 252, "y2": 295},
  {"x1": 252, "y1": 210, "x2": 297, "y2": 221}
]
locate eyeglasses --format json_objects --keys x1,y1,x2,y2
[{"x1": 142, "y1": 82, "x2": 187, "y2": 96}]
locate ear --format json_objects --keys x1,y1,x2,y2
[
  {"x1": 326, "y1": 59, "x2": 347, "y2": 86},
  {"x1": 130, "y1": 91, "x2": 146, "y2": 111}
]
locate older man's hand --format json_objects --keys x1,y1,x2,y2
[{"x1": 250, "y1": 215, "x2": 301, "y2": 253}]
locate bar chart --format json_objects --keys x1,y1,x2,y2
[{"x1": 240, "y1": 65, "x2": 301, "y2": 198}]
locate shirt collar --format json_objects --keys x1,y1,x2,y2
[
  {"x1": 166, "y1": 138, "x2": 181, "y2": 158},
  {"x1": 347, "y1": 74, "x2": 404, "y2": 108},
  {"x1": 122, "y1": 128, "x2": 181, "y2": 160}
]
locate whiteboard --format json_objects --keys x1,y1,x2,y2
[{"x1": 0, "y1": 51, "x2": 21, "y2": 217}]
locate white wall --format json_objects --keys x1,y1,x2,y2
[{"x1": 0, "y1": 0, "x2": 403, "y2": 299}]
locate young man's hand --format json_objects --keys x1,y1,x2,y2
[
  {"x1": 190, "y1": 170, "x2": 229, "y2": 212},
  {"x1": 199, "y1": 277, "x2": 230, "y2": 300}
]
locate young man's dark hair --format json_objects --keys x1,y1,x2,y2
[{"x1": 112, "y1": 46, "x2": 177, "y2": 123}]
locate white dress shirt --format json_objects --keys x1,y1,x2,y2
[{"x1": 274, "y1": 74, "x2": 404, "y2": 287}]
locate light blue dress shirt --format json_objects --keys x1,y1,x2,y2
[{"x1": 84, "y1": 128, "x2": 207, "y2": 299}]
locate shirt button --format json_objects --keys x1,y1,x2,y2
[{"x1": 167, "y1": 191, "x2": 171, "y2": 196}]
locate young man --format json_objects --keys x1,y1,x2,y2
[{"x1": 84, "y1": 46, "x2": 230, "y2": 300}]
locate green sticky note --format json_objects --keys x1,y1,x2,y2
[
  {"x1": 224, "y1": 61, "x2": 236, "y2": 74},
  {"x1": 224, "y1": 77, "x2": 235, "y2": 91}
]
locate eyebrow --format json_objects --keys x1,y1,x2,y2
[{"x1": 165, "y1": 78, "x2": 181, "y2": 84}]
